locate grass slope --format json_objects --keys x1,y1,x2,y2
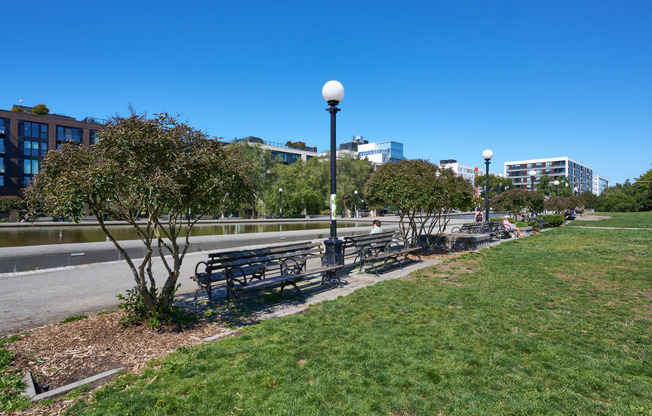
[{"x1": 68, "y1": 227, "x2": 651, "y2": 415}]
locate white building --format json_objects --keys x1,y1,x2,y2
[
  {"x1": 593, "y1": 175, "x2": 610, "y2": 195},
  {"x1": 504, "y1": 156, "x2": 594, "y2": 194},
  {"x1": 357, "y1": 141, "x2": 404, "y2": 166}
]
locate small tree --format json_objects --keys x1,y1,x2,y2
[
  {"x1": 0, "y1": 196, "x2": 26, "y2": 220},
  {"x1": 10, "y1": 105, "x2": 24, "y2": 112},
  {"x1": 365, "y1": 160, "x2": 474, "y2": 245},
  {"x1": 25, "y1": 112, "x2": 254, "y2": 322},
  {"x1": 492, "y1": 189, "x2": 544, "y2": 218},
  {"x1": 32, "y1": 104, "x2": 50, "y2": 115}
]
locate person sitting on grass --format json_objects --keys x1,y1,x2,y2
[{"x1": 503, "y1": 215, "x2": 523, "y2": 237}]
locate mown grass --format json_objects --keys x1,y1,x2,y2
[
  {"x1": 0, "y1": 335, "x2": 30, "y2": 412},
  {"x1": 60, "y1": 226, "x2": 651, "y2": 415},
  {"x1": 568, "y1": 211, "x2": 652, "y2": 228}
]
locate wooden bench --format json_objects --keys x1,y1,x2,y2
[
  {"x1": 450, "y1": 223, "x2": 484, "y2": 234},
  {"x1": 350, "y1": 231, "x2": 422, "y2": 276},
  {"x1": 223, "y1": 242, "x2": 345, "y2": 307},
  {"x1": 192, "y1": 242, "x2": 318, "y2": 301},
  {"x1": 343, "y1": 231, "x2": 397, "y2": 264}
]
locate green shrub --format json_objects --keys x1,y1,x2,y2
[
  {"x1": 32, "y1": 104, "x2": 50, "y2": 115},
  {"x1": 542, "y1": 214, "x2": 565, "y2": 227},
  {"x1": 117, "y1": 285, "x2": 195, "y2": 329},
  {"x1": 528, "y1": 220, "x2": 539, "y2": 231},
  {"x1": 10, "y1": 105, "x2": 24, "y2": 113}
]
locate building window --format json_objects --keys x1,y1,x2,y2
[
  {"x1": 23, "y1": 141, "x2": 47, "y2": 157},
  {"x1": 0, "y1": 118, "x2": 6, "y2": 135},
  {"x1": 57, "y1": 126, "x2": 82, "y2": 143},
  {"x1": 0, "y1": 138, "x2": 5, "y2": 154},
  {"x1": 23, "y1": 122, "x2": 48, "y2": 139},
  {"x1": 24, "y1": 159, "x2": 39, "y2": 175},
  {"x1": 0, "y1": 162, "x2": 4, "y2": 173},
  {"x1": 0, "y1": 175, "x2": 4, "y2": 187}
]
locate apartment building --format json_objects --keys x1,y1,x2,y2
[
  {"x1": 504, "y1": 157, "x2": 593, "y2": 193},
  {"x1": 0, "y1": 106, "x2": 105, "y2": 197}
]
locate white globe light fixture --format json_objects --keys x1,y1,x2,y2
[
  {"x1": 322, "y1": 80, "x2": 345, "y2": 105},
  {"x1": 482, "y1": 149, "x2": 494, "y2": 161}
]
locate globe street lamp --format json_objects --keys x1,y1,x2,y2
[
  {"x1": 553, "y1": 180, "x2": 560, "y2": 198},
  {"x1": 279, "y1": 188, "x2": 283, "y2": 218},
  {"x1": 354, "y1": 190, "x2": 358, "y2": 218},
  {"x1": 528, "y1": 170, "x2": 537, "y2": 191},
  {"x1": 322, "y1": 80, "x2": 345, "y2": 265},
  {"x1": 482, "y1": 149, "x2": 493, "y2": 223}
]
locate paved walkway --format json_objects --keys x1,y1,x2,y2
[{"x1": 0, "y1": 215, "x2": 498, "y2": 336}]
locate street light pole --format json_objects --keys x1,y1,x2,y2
[
  {"x1": 354, "y1": 190, "x2": 358, "y2": 218},
  {"x1": 528, "y1": 169, "x2": 537, "y2": 191},
  {"x1": 279, "y1": 188, "x2": 283, "y2": 218},
  {"x1": 322, "y1": 80, "x2": 345, "y2": 265},
  {"x1": 553, "y1": 180, "x2": 560, "y2": 198},
  {"x1": 482, "y1": 149, "x2": 493, "y2": 224}
]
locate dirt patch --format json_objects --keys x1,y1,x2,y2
[
  {"x1": 574, "y1": 215, "x2": 612, "y2": 221},
  {"x1": 4, "y1": 310, "x2": 228, "y2": 416}
]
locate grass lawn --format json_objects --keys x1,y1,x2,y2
[
  {"x1": 58, "y1": 226, "x2": 652, "y2": 415},
  {"x1": 568, "y1": 211, "x2": 652, "y2": 228}
]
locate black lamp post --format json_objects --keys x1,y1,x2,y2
[
  {"x1": 354, "y1": 190, "x2": 358, "y2": 218},
  {"x1": 322, "y1": 80, "x2": 345, "y2": 265},
  {"x1": 278, "y1": 188, "x2": 283, "y2": 218},
  {"x1": 528, "y1": 169, "x2": 537, "y2": 191},
  {"x1": 482, "y1": 149, "x2": 493, "y2": 223},
  {"x1": 553, "y1": 180, "x2": 560, "y2": 198}
]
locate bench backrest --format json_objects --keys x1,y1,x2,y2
[
  {"x1": 352, "y1": 231, "x2": 404, "y2": 249},
  {"x1": 206, "y1": 242, "x2": 322, "y2": 272}
]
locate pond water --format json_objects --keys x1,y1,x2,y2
[{"x1": 0, "y1": 222, "x2": 361, "y2": 248}]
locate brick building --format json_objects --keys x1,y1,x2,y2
[{"x1": 0, "y1": 106, "x2": 105, "y2": 197}]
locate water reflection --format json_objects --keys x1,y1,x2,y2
[{"x1": 0, "y1": 222, "x2": 359, "y2": 248}]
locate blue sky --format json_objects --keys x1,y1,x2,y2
[{"x1": 3, "y1": 0, "x2": 651, "y2": 184}]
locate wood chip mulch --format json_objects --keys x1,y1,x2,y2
[{"x1": 4, "y1": 310, "x2": 227, "y2": 416}]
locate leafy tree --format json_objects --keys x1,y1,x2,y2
[
  {"x1": 491, "y1": 189, "x2": 545, "y2": 218},
  {"x1": 229, "y1": 141, "x2": 276, "y2": 218},
  {"x1": 265, "y1": 157, "x2": 328, "y2": 217},
  {"x1": 32, "y1": 104, "x2": 50, "y2": 115},
  {"x1": 25, "y1": 112, "x2": 254, "y2": 322},
  {"x1": 544, "y1": 196, "x2": 584, "y2": 213},
  {"x1": 635, "y1": 169, "x2": 652, "y2": 210},
  {"x1": 579, "y1": 190, "x2": 601, "y2": 210},
  {"x1": 475, "y1": 174, "x2": 513, "y2": 206},
  {"x1": 365, "y1": 160, "x2": 474, "y2": 245},
  {"x1": 336, "y1": 154, "x2": 374, "y2": 217},
  {"x1": 0, "y1": 196, "x2": 26, "y2": 219}
]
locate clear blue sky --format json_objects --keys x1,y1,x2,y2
[{"x1": 3, "y1": 0, "x2": 651, "y2": 184}]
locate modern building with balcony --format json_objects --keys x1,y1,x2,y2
[
  {"x1": 504, "y1": 157, "x2": 594, "y2": 194},
  {"x1": 0, "y1": 106, "x2": 106, "y2": 197},
  {"x1": 593, "y1": 175, "x2": 610, "y2": 196},
  {"x1": 357, "y1": 140, "x2": 404, "y2": 166},
  {"x1": 233, "y1": 136, "x2": 318, "y2": 164}
]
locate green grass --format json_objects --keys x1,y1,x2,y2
[
  {"x1": 64, "y1": 224, "x2": 652, "y2": 415},
  {"x1": 568, "y1": 211, "x2": 652, "y2": 228},
  {"x1": 60, "y1": 314, "x2": 89, "y2": 324},
  {"x1": 1, "y1": 336, "x2": 30, "y2": 412}
]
